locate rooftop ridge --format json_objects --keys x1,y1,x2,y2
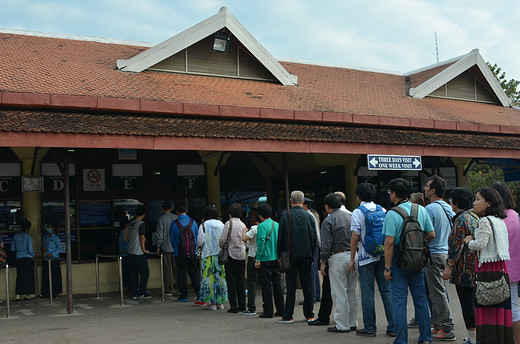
[{"x1": 0, "y1": 27, "x2": 155, "y2": 47}]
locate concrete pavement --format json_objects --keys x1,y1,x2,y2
[{"x1": 1, "y1": 282, "x2": 466, "y2": 344}]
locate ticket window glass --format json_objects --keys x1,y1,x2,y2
[
  {"x1": 78, "y1": 200, "x2": 112, "y2": 260},
  {"x1": 0, "y1": 201, "x2": 22, "y2": 231},
  {"x1": 42, "y1": 201, "x2": 77, "y2": 260}
]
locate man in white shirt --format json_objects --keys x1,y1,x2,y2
[{"x1": 349, "y1": 183, "x2": 395, "y2": 337}]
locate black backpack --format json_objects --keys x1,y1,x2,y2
[
  {"x1": 175, "y1": 218, "x2": 195, "y2": 258},
  {"x1": 390, "y1": 203, "x2": 428, "y2": 271}
]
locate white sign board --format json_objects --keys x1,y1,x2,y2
[
  {"x1": 83, "y1": 168, "x2": 105, "y2": 191},
  {"x1": 368, "y1": 155, "x2": 422, "y2": 171}
]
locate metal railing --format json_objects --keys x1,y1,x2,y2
[
  {"x1": 4, "y1": 264, "x2": 11, "y2": 318},
  {"x1": 95, "y1": 252, "x2": 164, "y2": 307}
]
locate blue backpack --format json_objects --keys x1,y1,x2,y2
[{"x1": 357, "y1": 205, "x2": 386, "y2": 255}]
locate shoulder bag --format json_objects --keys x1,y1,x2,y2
[
  {"x1": 279, "y1": 210, "x2": 292, "y2": 273},
  {"x1": 218, "y1": 220, "x2": 232, "y2": 265},
  {"x1": 474, "y1": 218, "x2": 510, "y2": 306}
]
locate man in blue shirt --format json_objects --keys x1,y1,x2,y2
[
  {"x1": 383, "y1": 178, "x2": 435, "y2": 344},
  {"x1": 170, "y1": 204, "x2": 200, "y2": 303},
  {"x1": 423, "y1": 175, "x2": 456, "y2": 341}
]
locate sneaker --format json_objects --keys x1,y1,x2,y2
[
  {"x1": 216, "y1": 304, "x2": 224, "y2": 310},
  {"x1": 208, "y1": 304, "x2": 217, "y2": 311},
  {"x1": 258, "y1": 313, "x2": 273, "y2": 318},
  {"x1": 138, "y1": 290, "x2": 152, "y2": 299},
  {"x1": 356, "y1": 328, "x2": 376, "y2": 337},
  {"x1": 386, "y1": 330, "x2": 396, "y2": 337},
  {"x1": 227, "y1": 308, "x2": 239, "y2": 313},
  {"x1": 277, "y1": 318, "x2": 295, "y2": 324},
  {"x1": 308, "y1": 318, "x2": 330, "y2": 326},
  {"x1": 165, "y1": 293, "x2": 173, "y2": 297},
  {"x1": 459, "y1": 337, "x2": 474, "y2": 344},
  {"x1": 306, "y1": 317, "x2": 315, "y2": 322},
  {"x1": 177, "y1": 297, "x2": 188, "y2": 302},
  {"x1": 242, "y1": 309, "x2": 257, "y2": 316},
  {"x1": 194, "y1": 300, "x2": 206, "y2": 306},
  {"x1": 132, "y1": 295, "x2": 138, "y2": 299},
  {"x1": 408, "y1": 318, "x2": 419, "y2": 328},
  {"x1": 432, "y1": 329, "x2": 456, "y2": 342}
]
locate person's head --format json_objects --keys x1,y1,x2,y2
[
  {"x1": 387, "y1": 178, "x2": 410, "y2": 202},
  {"x1": 250, "y1": 202, "x2": 259, "y2": 214},
  {"x1": 175, "y1": 204, "x2": 187, "y2": 215},
  {"x1": 324, "y1": 193, "x2": 342, "y2": 213},
  {"x1": 449, "y1": 187, "x2": 473, "y2": 212},
  {"x1": 356, "y1": 183, "x2": 376, "y2": 203},
  {"x1": 161, "y1": 201, "x2": 172, "y2": 213},
  {"x1": 302, "y1": 197, "x2": 313, "y2": 210},
  {"x1": 290, "y1": 191, "x2": 305, "y2": 206},
  {"x1": 424, "y1": 175, "x2": 447, "y2": 200},
  {"x1": 490, "y1": 181, "x2": 517, "y2": 210},
  {"x1": 409, "y1": 192, "x2": 425, "y2": 206},
  {"x1": 135, "y1": 205, "x2": 146, "y2": 218},
  {"x1": 258, "y1": 203, "x2": 272, "y2": 220},
  {"x1": 334, "y1": 191, "x2": 347, "y2": 206},
  {"x1": 21, "y1": 219, "x2": 31, "y2": 233},
  {"x1": 45, "y1": 222, "x2": 57, "y2": 234},
  {"x1": 203, "y1": 205, "x2": 219, "y2": 221},
  {"x1": 228, "y1": 203, "x2": 242, "y2": 218},
  {"x1": 473, "y1": 187, "x2": 506, "y2": 219},
  {"x1": 119, "y1": 216, "x2": 130, "y2": 231}
]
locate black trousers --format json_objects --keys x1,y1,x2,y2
[
  {"x1": 283, "y1": 257, "x2": 314, "y2": 320},
  {"x1": 456, "y1": 284, "x2": 476, "y2": 329},
  {"x1": 225, "y1": 257, "x2": 246, "y2": 311},
  {"x1": 176, "y1": 255, "x2": 200, "y2": 299},
  {"x1": 317, "y1": 263, "x2": 333, "y2": 322},
  {"x1": 259, "y1": 260, "x2": 284, "y2": 316},
  {"x1": 128, "y1": 254, "x2": 149, "y2": 297},
  {"x1": 246, "y1": 256, "x2": 258, "y2": 311},
  {"x1": 41, "y1": 259, "x2": 62, "y2": 297},
  {"x1": 15, "y1": 257, "x2": 35, "y2": 295}
]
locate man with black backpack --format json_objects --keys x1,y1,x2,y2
[
  {"x1": 169, "y1": 204, "x2": 201, "y2": 303},
  {"x1": 423, "y1": 175, "x2": 456, "y2": 341},
  {"x1": 382, "y1": 178, "x2": 435, "y2": 344},
  {"x1": 349, "y1": 182, "x2": 395, "y2": 337}
]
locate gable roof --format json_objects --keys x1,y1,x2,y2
[
  {"x1": 408, "y1": 49, "x2": 511, "y2": 107},
  {"x1": 116, "y1": 7, "x2": 297, "y2": 86}
]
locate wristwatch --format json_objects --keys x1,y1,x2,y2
[{"x1": 384, "y1": 266, "x2": 392, "y2": 272}]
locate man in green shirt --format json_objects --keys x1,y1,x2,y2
[{"x1": 255, "y1": 203, "x2": 284, "y2": 318}]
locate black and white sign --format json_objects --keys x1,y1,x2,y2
[{"x1": 368, "y1": 155, "x2": 422, "y2": 171}]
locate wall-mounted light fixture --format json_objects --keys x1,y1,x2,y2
[{"x1": 213, "y1": 32, "x2": 231, "y2": 53}]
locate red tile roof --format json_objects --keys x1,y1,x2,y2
[{"x1": 0, "y1": 32, "x2": 519, "y2": 135}]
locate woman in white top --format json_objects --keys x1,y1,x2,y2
[
  {"x1": 197, "y1": 205, "x2": 227, "y2": 311},
  {"x1": 464, "y1": 187, "x2": 513, "y2": 344}
]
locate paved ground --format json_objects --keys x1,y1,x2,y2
[{"x1": 0, "y1": 282, "x2": 466, "y2": 344}]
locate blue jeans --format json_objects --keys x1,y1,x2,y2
[
  {"x1": 391, "y1": 260, "x2": 431, "y2": 344},
  {"x1": 359, "y1": 259, "x2": 394, "y2": 333}
]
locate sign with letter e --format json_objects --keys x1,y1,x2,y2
[{"x1": 367, "y1": 155, "x2": 422, "y2": 171}]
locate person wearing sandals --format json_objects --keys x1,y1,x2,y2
[
  {"x1": 464, "y1": 187, "x2": 513, "y2": 344},
  {"x1": 197, "y1": 205, "x2": 227, "y2": 311},
  {"x1": 490, "y1": 182, "x2": 520, "y2": 344},
  {"x1": 442, "y1": 187, "x2": 479, "y2": 344}
]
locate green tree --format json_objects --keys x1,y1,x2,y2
[{"x1": 487, "y1": 62, "x2": 520, "y2": 106}]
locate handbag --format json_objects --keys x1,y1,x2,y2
[
  {"x1": 474, "y1": 218, "x2": 510, "y2": 306},
  {"x1": 279, "y1": 209, "x2": 292, "y2": 273},
  {"x1": 218, "y1": 220, "x2": 232, "y2": 265}
]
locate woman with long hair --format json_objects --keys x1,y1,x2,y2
[
  {"x1": 490, "y1": 182, "x2": 520, "y2": 344},
  {"x1": 464, "y1": 187, "x2": 513, "y2": 343},
  {"x1": 197, "y1": 205, "x2": 227, "y2": 310},
  {"x1": 442, "y1": 188, "x2": 479, "y2": 344}
]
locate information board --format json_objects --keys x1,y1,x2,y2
[{"x1": 367, "y1": 155, "x2": 422, "y2": 171}]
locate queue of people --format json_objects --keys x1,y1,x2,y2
[{"x1": 4, "y1": 176, "x2": 519, "y2": 344}]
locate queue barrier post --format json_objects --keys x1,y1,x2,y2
[
  {"x1": 5, "y1": 264, "x2": 11, "y2": 318},
  {"x1": 145, "y1": 252, "x2": 165, "y2": 302},
  {"x1": 95, "y1": 254, "x2": 124, "y2": 307}
]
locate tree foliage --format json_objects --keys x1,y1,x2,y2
[
  {"x1": 488, "y1": 62, "x2": 520, "y2": 106},
  {"x1": 467, "y1": 162, "x2": 520, "y2": 211}
]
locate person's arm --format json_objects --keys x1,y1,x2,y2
[
  {"x1": 138, "y1": 223, "x2": 148, "y2": 253},
  {"x1": 155, "y1": 217, "x2": 164, "y2": 253},
  {"x1": 319, "y1": 219, "x2": 332, "y2": 276},
  {"x1": 383, "y1": 235, "x2": 395, "y2": 280},
  {"x1": 466, "y1": 218, "x2": 490, "y2": 251},
  {"x1": 28, "y1": 236, "x2": 34, "y2": 257},
  {"x1": 219, "y1": 221, "x2": 229, "y2": 248},
  {"x1": 349, "y1": 232, "x2": 360, "y2": 271},
  {"x1": 242, "y1": 227, "x2": 253, "y2": 242},
  {"x1": 197, "y1": 223, "x2": 205, "y2": 248},
  {"x1": 11, "y1": 237, "x2": 16, "y2": 252},
  {"x1": 255, "y1": 222, "x2": 268, "y2": 267},
  {"x1": 444, "y1": 216, "x2": 464, "y2": 279}
]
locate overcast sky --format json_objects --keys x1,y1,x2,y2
[{"x1": 2, "y1": 0, "x2": 519, "y2": 81}]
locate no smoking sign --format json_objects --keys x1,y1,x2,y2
[{"x1": 83, "y1": 168, "x2": 105, "y2": 191}]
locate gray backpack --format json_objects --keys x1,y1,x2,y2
[{"x1": 390, "y1": 203, "x2": 428, "y2": 271}]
